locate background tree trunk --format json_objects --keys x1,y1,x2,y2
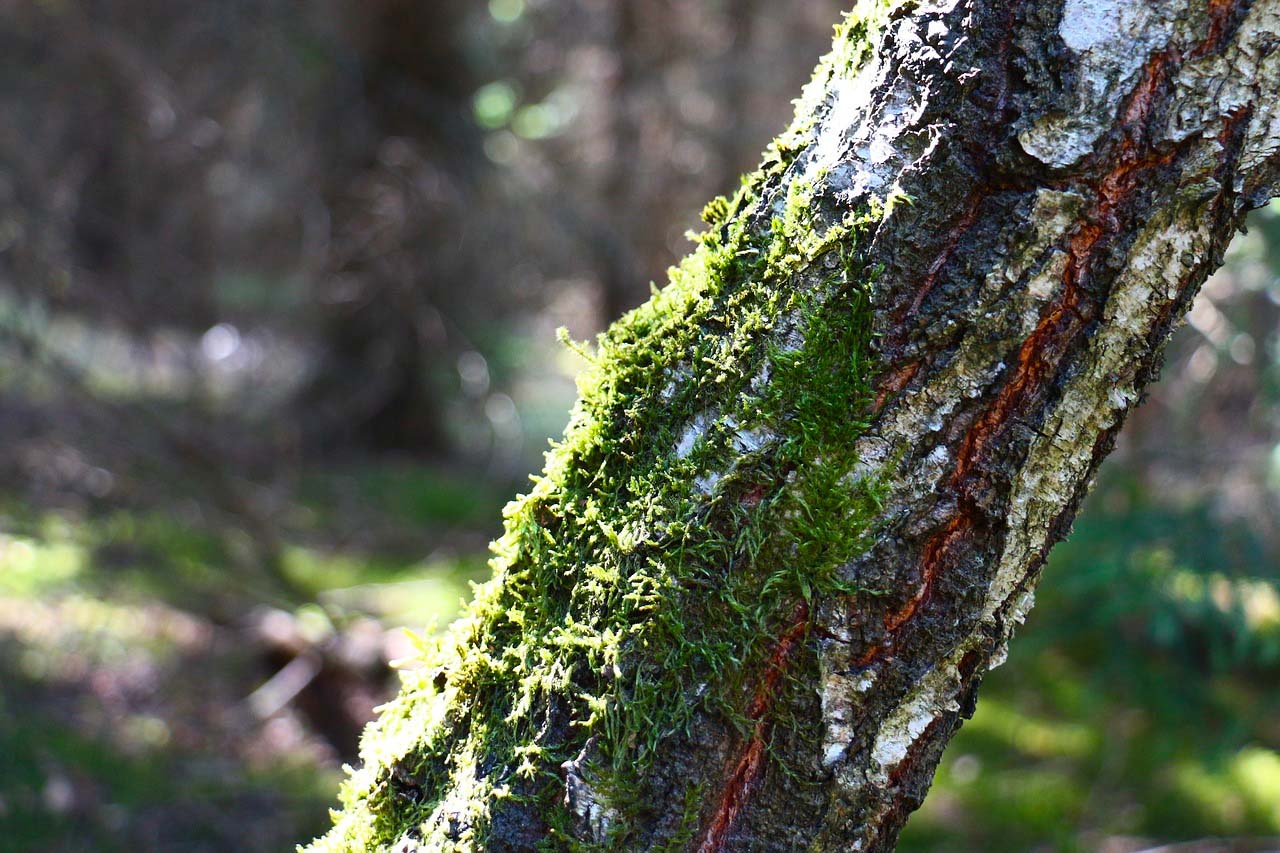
[
  {"x1": 293, "y1": 0, "x2": 481, "y2": 456},
  {"x1": 307, "y1": 1, "x2": 1280, "y2": 850}
]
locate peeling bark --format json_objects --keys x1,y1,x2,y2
[{"x1": 308, "y1": 1, "x2": 1280, "y2": 851}]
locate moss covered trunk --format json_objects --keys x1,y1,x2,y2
[{"x1": 308, "y1": 1, "x2": 1280, "y2": 850}]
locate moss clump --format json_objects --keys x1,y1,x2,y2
[{"x1": 306, "y1": 4, "x2": 904, "y2": 851}]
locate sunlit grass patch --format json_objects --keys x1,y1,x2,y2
[
  {"x1": 283, "y1": 547, "x2": 488, "y2": 623},
  {"x1": 0, "y1": 594, "x2": 208, "y2": 680},
  {"x1": 960, "y1": 697, "x2": 1100, "y2": 761},
  {"x1": 1163, "y1": 748, "x2": 1280, "y2": 835},
  {"x1": 0, "y1": 525, "x2": 87, "y2": 596}
]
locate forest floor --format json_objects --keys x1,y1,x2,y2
[{"x1": 1, "y1": 461, "x2": 1278, "y2": 852}]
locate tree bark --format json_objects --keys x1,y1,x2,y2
[{"x1": 307, "y1": 1, "x2": 1280, "y2": 850}]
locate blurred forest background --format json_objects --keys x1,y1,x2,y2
[{"x1": 0, "y1": 1, "x2": 1277, "y2": 851}]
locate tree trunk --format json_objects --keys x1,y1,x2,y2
[
  {"x1": 295, "y1": 0, "x2": 480, "y2": 456},
  {"x1": 307, "y1": 1, "x2": 1280, "y2": 850}
]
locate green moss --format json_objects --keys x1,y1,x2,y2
[{"x1": 306, "y1": 6, "x2": 906, "y2": 851}]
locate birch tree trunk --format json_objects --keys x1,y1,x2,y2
[{"x1": 307, "y1": 1, "x2": 1280, "y2": 850}]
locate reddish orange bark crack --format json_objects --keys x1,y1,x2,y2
[
  {"x1": 906, "y1": 191, "x2": 988, "y2": 317},
  {"x1": 871, "y1": 15, "x2": 1252, "y2": 676},
  {"x1": 697, "y1": 602, "x2": 810, "y2": 853},
  {"x1": 873, "y1": 360, "x2": 920, "y2": 413},
  {"x1": 1191, "y1": 0, "x2": 1243, "y2": 60},
  {"x1": 863, "y1": 47, "x2": 1183, "y2": 672}
]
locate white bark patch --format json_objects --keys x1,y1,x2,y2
[
  {"x1": 391, "y1": 833, "x2": 423, "y2": 853},
  {"x1": 1109, "y1": 386, "x2": 1137, "y2": 411},
  {"x1": 807, "y1": 73, "x2": 888, "y2": 197},
  {"x1": 675, "y1": 413, "x2": 712, "y2": 459},
  {"x1": 659, "y1": 364, "x2": 692, "y2": 402},
  {"x1": 871, "y1": 708, "x2": 932, "y2": 770},
  {"x1": 724, "y1": 416, "x2": 771, "y2": 454},
  {"x1": 675, "y1": 412, "x2": 729, "y2": 494},
  {"x1": 1000, "y1": 190, "x2": 1084, "y2": 285},
  {"x1": 747, "y1": 358, "x2": 772, "y2": 395},
  {"x1": 1058, "y1": 0, "x2": 1139, "y2": 52},
  {"x1": 694, "y1": 471, "x2": 724, "y2": 495},
  {"x1": 677, "y1": 413, "x2": 778, "y2": 496},
  {"x1": 1010, "y1": 590, "x2": 1036, "y2": 627},
  {"x1": 863, "y1": 657, "x2": 963, "y2": 783},
  {"x1": 1020, "y1": 251, "x2": 1071, "y2": 333},
  {"x1": 819, "y1": 667, "x2": 880, "y2": 767},
  {"x1": 1162, "y1": 4, "x2": 1280, "y2": 169},
  {"x1": 562, "y1": 760, "x2": 618, "y2": 843},
  {"x1": 805, "y1": 13, "x2": 939, "y2": 201},
  {"x1": 925, "y1": 445, "x2": 949, "y2": 466},
  {"x1": 1019, "y1": 0, "x2": 1171, "y2": 168},
  {"x1": 1230, "y1": 7, "x2": 1280, "y2": 183},
  {"x1": 1027, "y1": 265, "x2": 1061, "y2": 301}
]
